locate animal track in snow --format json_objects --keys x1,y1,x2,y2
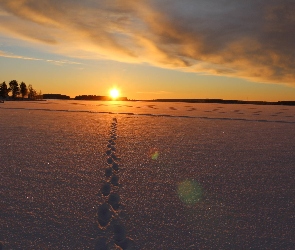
[{"x1": 96, "y1": 117, "x2": 136, "y2": 249}]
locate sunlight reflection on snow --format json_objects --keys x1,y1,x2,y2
[{"x1": 177, "y1": 180, "x2": 203, "y2": 205}]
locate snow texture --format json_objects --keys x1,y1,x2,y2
[{"x1": 0, "y1": 100, "x2": 295, "y2": 249}]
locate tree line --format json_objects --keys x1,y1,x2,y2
[{"x1": 0, "y1": 80, "x2": 41, "y2": 100}]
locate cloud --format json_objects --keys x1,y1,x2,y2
[
  {"x1": 0, "y1": 0, "x2": 294, "y2": 85},
  {"x1": 0, "y1": 50, "x2": 81, "y2": 66},
  {"x1": 0, "y1": 50, "x2": 41, "y2": 61}
]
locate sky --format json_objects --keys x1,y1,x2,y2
[{"x1": 0, "y1": 0, "x2": 295, "y2": 101}]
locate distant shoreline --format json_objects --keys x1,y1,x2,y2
[
  {"x1": 2, "y1": 98, "x2": 295, "y2": 106},
  {"x1": 134, "y1": 99, "x2": 295, "y2": 106}
]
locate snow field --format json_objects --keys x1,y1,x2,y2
[{"x1": 0, "y1": 101, "x2": 294, "y2": 249}]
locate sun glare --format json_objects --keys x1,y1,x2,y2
[{"x1": 110, "y1": 88, "x2": 120, "y2": 99}]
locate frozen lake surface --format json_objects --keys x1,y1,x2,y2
[{"x1": 0, "y1": 100, "x2": 295, "y2": 249}]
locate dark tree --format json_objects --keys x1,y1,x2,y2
[
  {"x1": 28, "y1": 84, "x2": 37, "y2": 100},
  {"x1": 9, "y1": 80, "x2": 20, "y2": 99},
  {"x1": 20, "y1": 82, "x2": 28, "y2": 99},
  {"x1": 0, "y1": 81, "x2": 10, "y2": 99}
]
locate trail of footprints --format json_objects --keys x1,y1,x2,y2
[{"x1": 95, "y1": 118, "x2": 136, "y2": 250}]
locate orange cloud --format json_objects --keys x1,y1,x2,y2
[{"x1": 0, "y1": 0, "x2": 294, "y2": 86}]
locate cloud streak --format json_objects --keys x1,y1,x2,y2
[
  {"x1": 0, "y1": 0, "x2": 294, "y2": 85},
  {"x1": 0, "y1": 50, "x2": 81, "y2": 66}
]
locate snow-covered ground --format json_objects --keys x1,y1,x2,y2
[{"x1": 0, "y1": 100, "x2": 294, "y2": 249}]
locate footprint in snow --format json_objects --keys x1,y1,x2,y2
[
  {"x1": 108, "y1": 193, "x2": 120, "y2": 211},
  {"x1": 101, "y1": 182, "x2": 111, "y2": 196},
  {"x1": 96, "y1": 117, "x2": 135, "y2": 248},
  {"x1": 105, "y1": 167, "x2": 112, "y2": 177},
  {"x1": 97, "y1": 203, "x2": 112, "y2": 228}
]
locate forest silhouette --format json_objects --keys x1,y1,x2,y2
[{"x1": 0, "y1": 80, "x2": 40, "y2": 100}]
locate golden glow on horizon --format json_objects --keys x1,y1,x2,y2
[{"x1": 109, "y1": 88, "x2": 120, "y2": 99}]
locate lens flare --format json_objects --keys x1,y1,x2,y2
[
  {"x1": 149, "y1": 148, "x2": 159, "y2": 160},
  {"x1": 177, "y1": 180, "x2": 203, "y2": 205}
]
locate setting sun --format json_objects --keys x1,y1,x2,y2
[{"x1": 109, "y1": 88, "x2": 120, "y2": 99}]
